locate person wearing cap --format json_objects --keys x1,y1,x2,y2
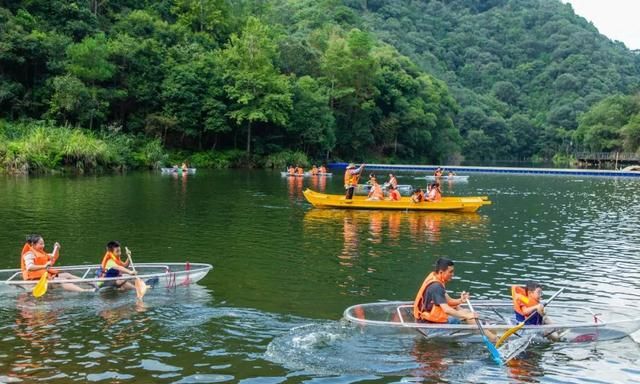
[{"x1": 344, "y1": 163, "x2": 365, "y2": 200}]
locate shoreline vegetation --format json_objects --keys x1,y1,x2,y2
[{"x1": 1, "y1": 120, "x2": 579, "y2": 175}]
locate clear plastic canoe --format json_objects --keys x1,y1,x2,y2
[
  {"x1": 161, "y1": 168, "x2": 197, "y2": 175},
  {"x1": 421, "y1": 175, "x2": 469, "y2": 182},
  {"x1": 0, "y1": 262, "x2": 212, "y2": 293},
  {"x1": 280, "y1": 171, "x2": 333, "y2": 177},
  {"x1": 343, "y1": 301, "x2": 640, "y2": 343}
]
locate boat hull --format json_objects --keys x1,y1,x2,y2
[
  {"x1": 161, "y1": 168, "x2": 197, "y2": 175},
  {"x1": 303, "y1": 189, "x2": 491, "y2": 212},
  {"x1": 0, "y1": 262, "x2": 212, "y2": 293},
  {"x1": 343, "y1": 300, "x2": 640, "y2": 343}
]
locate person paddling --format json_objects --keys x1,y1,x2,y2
[
  {"x1": 21, "y1": 235, "x2": 92, "y2": 292},
  {"x1": 413, "y1": 257, "x2": 498, "y2": 342},
  {"x1": 344, "y1": 163, "x2": 365, "y2": 200},
  {"x1": 99, "y1": 241, "x2": 137, "y2": 291}
]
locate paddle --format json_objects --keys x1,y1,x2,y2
[
  {"x1": 32, "y1": 243, "x2": 59, "y2": 298},
  {"x1": 125, "y1": 247, "x2": 147, "y2": 300},
  {"x1": 495, "y1": 287, "x2": 565, "y2": 347},
  {"x1": 466, "y1": 299, "x2": 504, "y2": 365}
]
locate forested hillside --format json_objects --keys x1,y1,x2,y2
[
  {"x1": 1, "y1": 0, "x2": 638, "y2": 172},
  {"x1": 351, "y1": 0, "x2": 640, "y2": 160}
]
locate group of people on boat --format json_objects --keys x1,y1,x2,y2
[
  {"x1": 344, "y1": 163, "x2": 445, "y2": 203},
  {"x1": 287, "y1": 165, "x2": 328, "y2": 176},
  {"x1": 433, "y1": 167, "x2": 456, "y2": 178},
  {"x1": 171, "y1": 162, "x2": 190, "y2": 172},
  {"x1": 414, "y1": 257, "x2": 553, "y2": 342},
  {"x1": 410, "y1": 182, "x2": 442, "y2": 203},
  {"x1": 364, "y1": 174, "x2": 402, "y2": 201},
  {"x1": 20, "y1": 235, "x2": 138, "y2": 293}
]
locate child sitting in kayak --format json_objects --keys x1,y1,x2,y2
[
  {"x1": 512, "y1": 281, "x2": 547, "y2": 325},
  {"x1": 99, "y1": 241, "x2": 137, "y2": 291}
]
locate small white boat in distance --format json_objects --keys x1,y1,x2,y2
[
  {"x1": 280, "y1": 171, "x2": 333, "y2": 177},
  {"x1": 421, "y1": 175, "x2": 469, "y2": 182},
  {"x1": 161, "y1": 168, "x2": 197, "y2": 175}
]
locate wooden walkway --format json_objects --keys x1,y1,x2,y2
[{"x1": 574, "y1": 152, "x2": 640, "y2": 168}]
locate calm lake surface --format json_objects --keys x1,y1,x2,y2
[{"x1": 0, "y1": 169, "x2": 639, "y2": 383}]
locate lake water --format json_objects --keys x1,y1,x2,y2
[{"x1": 0, "y1": 170, "x2": 639, "y2": 383}]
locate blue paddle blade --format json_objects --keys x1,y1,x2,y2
[{"x1": 483, "y1": 335, "x2": 505, "y2": 365}]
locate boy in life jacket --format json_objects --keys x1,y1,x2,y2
[
  {"x1": 413, "y1": 257, "x2": 498, "y2": 342},
  {"x1": 99, "y1": 241, "x2": 137, "y2": 290},
  {"x1": 512, "y1": 281, "x2": 547, "y2": 325}
]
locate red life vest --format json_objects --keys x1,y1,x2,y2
[
  {"x1": 100, "y1": 251, "x2": 126, "y2": 276},
  {"x1": 20, "y1": 243, "x2": 59, "y2": 280},
  {"x1": 512, "y1": 285, "x2": 539, "y2": 316},
  {"x1": 390, "y1": 189, "x2": 401, "y2": 201},
  {"x1": 413, "y1": 272, "x2": 456, "y2": 323}
]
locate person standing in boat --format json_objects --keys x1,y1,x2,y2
[
  {"x1": 344, "y1": 163, "x2": 365, "y2": 200},
  {"x1": 99, "y1": 241, "x2": 137, "y2": 291},
  {"x1": 21, "y1": 235, "x2": 92, "y2": 292},
  {"x1": 413, "y1": 257, "x2": 498, "y2": 342}
]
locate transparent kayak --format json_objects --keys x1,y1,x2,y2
[
  {"x1": 280, "y1": 171, "x2": 333, "y2": 177},
  {"x1": 343, "y1": 301, "x2": 640, "y2": 343},
  {"x1": 161, "y1": 168, "x2": 197, "y2": 174},
  {"x1": 420, "y1": 175, "x2": 469, "y2": 182},
  {"x1": 0, "y1": 262, "x2": 212, "y2": 293}
]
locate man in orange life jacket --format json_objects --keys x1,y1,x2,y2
[
  {"x1": 99, "y1": 241, "x2": 137, "y2": 290},
  {"x1": 344, "y1": 163, "x2": 365, "y2": 200},
  {"x1": 413, "y1": 257, "x2": 498, "y2": 341}
]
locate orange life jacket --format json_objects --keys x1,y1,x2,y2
[
  {"x1": 319, "y1": 166, "x2": 327, "y2": 173},
  {"x1": 389, "y1": 177, "x2": 398, "y2": 188},
  {"x1": 344, "y1": 169, "x2": 359, "y2": 187},
  {"x1": 390, "y1": 189, "x2": 401, "y2": 201},
  {"x1": 20, "y1": 243, "x2": 59, "y2": 280},
  {"x1": 512, "y1": 285, "x2": 539, "y2": 316},
  {"x1": 369, "y1": 184, "x2": 384, "y2": 199},
  {"x1": 100, "y1": 251, "x2": 127, "y2": 276},
  {"x1": 413, "y1": 272, "x2": 456, "y2": 322},
  {"x1": 428, "y1": 188, "x2": 442, "y2": 202},
  {"x1": 288, "y1": 167, "x2": 295, "y2": 175}
]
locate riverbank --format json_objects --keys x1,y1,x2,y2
[{"x1": 0, "y1": 120, "x2": 319, "y2": 174}]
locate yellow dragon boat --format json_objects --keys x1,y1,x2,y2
[{"x1": 303, "y1": 189, "x2": 491, "y2": 212}]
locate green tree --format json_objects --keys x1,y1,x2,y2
[{"x1": 220, "y1": 17, "x2": 292, "y2": 155}]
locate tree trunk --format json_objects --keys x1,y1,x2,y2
[{"x1": 246, "y1": 121, "x2": 252, "y2": 155}]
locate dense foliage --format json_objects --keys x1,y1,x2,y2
[
  {"x1": 352, "y1": 0, "x2": 640, "y2": 159},
  {"x1": 1, "y1": 0, "x2": 639, "y2": 172}
]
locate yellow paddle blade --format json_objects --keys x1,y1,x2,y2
[
  {"x1": 33, "y1": 272, "x2": 49, "y2": 298},
  {"x1": 496, "y1": 322, "x2": 525, "y2": 347},
  {"x1": 135, "y1": 278, "x2": 147, "y2": 300}
]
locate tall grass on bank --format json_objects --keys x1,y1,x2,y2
[{"x1": 0, "y1": 120, "x2": 167, "y2": 173}]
